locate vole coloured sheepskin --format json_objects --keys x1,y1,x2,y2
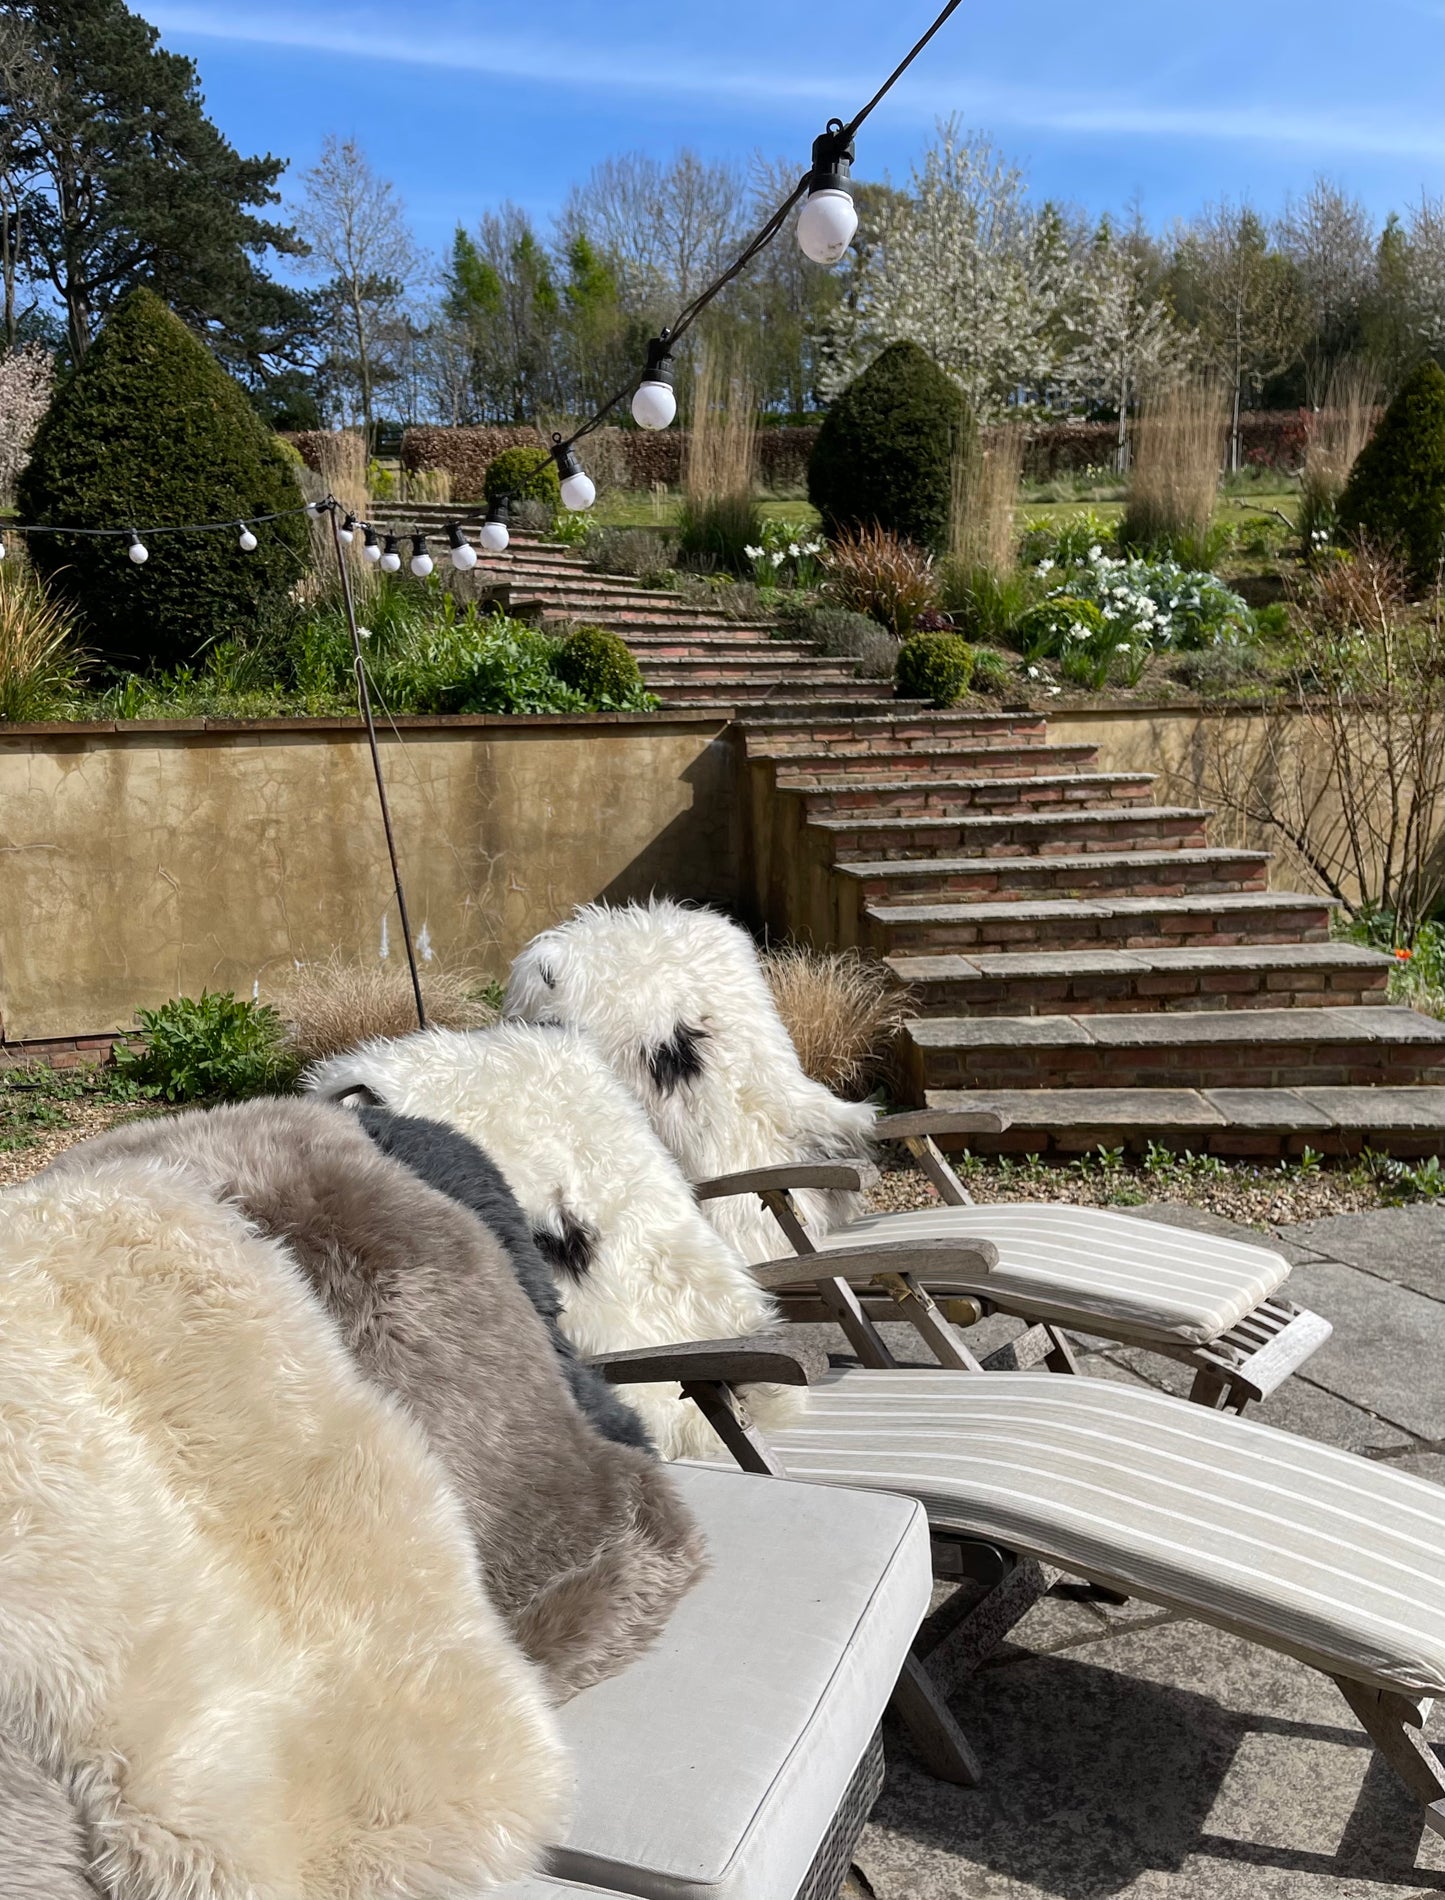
[
  {"x1": 355, "y1": 1103, "x2": 652, "y2": 1453},
  {"x1": 0, "y1": 1736, "x2": 100, "y2": 1900},
  {"x1": 0, "y1": 1159, "x2": 567, "y2": 1900},
  {"x1": 55, "y1": 1098, "x2": 705, "y2": 1699},
  {"x1": 303, "y1": 1021, "x2": 805, "y2": 1460},
  {"x1": 504, "y1": 898, "x2": 876, "y2": 1262}
]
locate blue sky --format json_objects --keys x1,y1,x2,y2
[{"x1": 141, "y1": 0, "x2": 1443, "y2": 265}]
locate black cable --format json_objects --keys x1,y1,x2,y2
[
  {"x1": 3, "y1": 502, "x2": 317, "y2": 537},
  {"x1": 837, "y1": 0, "x2": 964, "y2": 142}
]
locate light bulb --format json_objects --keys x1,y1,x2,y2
[
  {"x1": 560, "y1": 470, "x2": 596, "y2": 511},
  {"x1": 631, "y1": 335, "x2": 677, "y2": 429},
  {"x1": 339, "y1": 513, "x2": 357, "y2": 544},
  {"x1": 479, "y1": 501, "x2": 510, "y2": 552},
  {"x1": 307, "y1": 499, "x2": 327, "y2": 516},
  {"x1": 798, "y1": 188, "x2": 858, "y2": 265},
  {"x1": 446, "y1": 522, "x2": 477, "y2": 571},
  {"x1": 380, "y1": 533, "x2": 402, "y2": 574},
  {"x1": 127, "y1": 531, "x2": 149, "y2": 565},
  {"x1": 0, "y1": 536, "x2": 6, "y2": 561},
  {"x1": 238, "y1": 523, "x2": 257, "y2": 552},
  {"x1": 362, "y1": 525, "x2": 382, "y2": 564},
  {"x1": 409, "y1": 534, "x2": 434, "y2": 578}
]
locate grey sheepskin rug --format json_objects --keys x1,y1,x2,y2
[
  {"x1": 55, "y1": 1098, "x2": 706, "y2": 1700},
  {"x1": 0, "y1": 1737, "x2": 99, "y2": 1900},
  {"x1": 0, "y1": 1158, "x2": 567, "y2": 1900},
  {"x1": 356, "y1": 1104, "x2": 653, "y2": 1453}
]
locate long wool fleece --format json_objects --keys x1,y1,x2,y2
[
  {"x1": 504, "y1": 898, "x2": 877, "y2": 1262},
  {"x1": 0, "y1": 1737, "x2": 100, "y2": 1900},
  {"x1": 355, "y1": 1104, "x2": 653, "y2": 1454},
  {"x1": 57, "y1": 1099, "x2": 706, "y2": 1700},
  {"x1": 0, "y1": 1160, "x2": 567, "y2": 1900},
  {"x1": 304, "y1": 1022, "x2": 806, "y2": 1461}
]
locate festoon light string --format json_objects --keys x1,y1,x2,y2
[{"x1": 0, "y1": 0, "x2": 964, "y2": 1028}]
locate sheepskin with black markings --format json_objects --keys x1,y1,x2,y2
[
  {"x1": 304, "y1": 1022, "x2": 804, "y2": 1460},
  {"x1": 55, "y1": 1100, "x2": 705, "y2": 1701},
  {"x1": 1, "y1": 1158, "x2": 567, "y2": 1900},
  {"x1": 504, "y1": 899, "x2": 876, "y2": 1263}
]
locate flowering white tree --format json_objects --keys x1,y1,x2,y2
[
  {"x1": 825, "y1": 120, "x2": 1083, "y2": 418},
  {"x1": 1405, "y1": 194, "x2": 1445, "y2": 358},
  {"x1": 0, "y1": 341, "x2": 51, "y2": 502},
  {"x1": 1061, "y1": 220, "x2": 1185, "y2": 469}
]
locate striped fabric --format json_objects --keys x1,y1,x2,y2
[
  {"x1": 768, "y1": 1370, "x2": 1445, "y2": 1698},
  {"x1": 823, "y1": 1205, "x2": 1290, "y2": 1345}
]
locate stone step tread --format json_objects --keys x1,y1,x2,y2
[
  {"x1": 772, "y1": 742, "x2": 1094, "y2": 771},
  {"x1": 887, "y1": 941, "x2": 1395, "y2": 981},
  {"x1": 907, "y1": 1005, "x2": 1445, "y2": 1050},
  {"x1": 839, "y1": 847, "x2": 1271, "y2": 883},
  {"x1": 869, "y1": 891, "x2": 1334, "y2": 929},
  {"x1": 924, "y1": 1085, "x2": 1445, "y2": 1135},
  {"x1": 790, "y1": 770, "x2": 1154, "y2": 798},
  {"x1": 640, "y1": 656, "x2": 854, "y2": 672},
  {"x1": 664, "y1": 696, "x2": 904, "y2": 713},
  {"x1": 813, "y1": 804, "x2": 1213, "y2": 836},
  {"x1": 743, "y1": 710, "x2": 1039, "y2": 736}
]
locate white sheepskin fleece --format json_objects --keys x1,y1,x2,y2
[
  {"x1": 304, "y1": 1021, "x2": 804, "y2": 1460},
  {"x1": 504, "y1": 899, "x2": 877, "y2": 1264},
  {"x1": 0, "y1": 1160, "x2": 567, "y2": 1900}
]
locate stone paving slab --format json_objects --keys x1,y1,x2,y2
[
  {"x1": 928, "y1": 1087, "x2": 1229, "y2": 1129},
  {"x1": 1204, "y1": 1088, "x2": 1337, "y2": 1129},
  {"x1": 1295, "y1": 1085, "x2": 1445, "y2": 1130},
  {"x1": 1277, "y1": 1256, "x2": 1445, "y2": 1440},
  {"x1": 1280, "y1": 1208, "x2": 1445, "y2": 1301}
]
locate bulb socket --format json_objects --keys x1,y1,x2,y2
[{"x1": 808, "y1": 119, "x2": 855, "y2": 195}]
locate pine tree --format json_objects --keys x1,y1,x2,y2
[{"x1": 1336, "y1": 358, "x2": 1445, "y2": 590}]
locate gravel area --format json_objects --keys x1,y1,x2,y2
[
  {"x1": 0, "y1": 1092, "x2": 151, "y2": 1188},
  {"x1": 865, "y1": 1158, "x2": 1391, "y2": 1230}
]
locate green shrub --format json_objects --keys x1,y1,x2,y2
[
  {"x1": 808, "y1": 341, "x2": 970, "y2": 553},
  {"x1": 1171, "y1": 644, "x2": 1269, "y2": 698},
  {"x1": 17, "y1": 289, "x2": 309, "y2": 673},
  {"x1": 676, "y1": 494, "x2": 763, "y2": 575},
  {"x1": 1014, "y1": 596, "x2": 1106, "y2": 659},
  {"x1": 115, "y1": 990, "x2": 294, "y2": 1102},
  {"x1": 941, "y1": 562, "x2": 1038, "y2": 642},
  {"x1": 550, "y1": 625, "x2": 645, "y2": 703},
  {"x1": 1018, "y1": 510, "x2": 1117, "y2": 569},
  {"x1": 792, "y1": 605, "x2": 898, "y2": 678},
  {"x1": 483, "y1": 446, "x2": 560, "y2": 515},
  {"x1": 896, "y1": 630, "x2": 975, "y2": 706},
  {"x1": 587, "y1": 527, "x2": 675, "y2": 583},
  {"x1": 968, "y1": 647, "x2": 1017, "y2": 696},
  {"x1": 1337, "y1": 359, "x2": 1445, "y2": 591}
]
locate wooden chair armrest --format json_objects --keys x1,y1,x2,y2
[
  {"x1": 585, "y1": 1333, "x2": 829, "y2": 1387},
  {"x1": 873, "y1": 1107, "x2": 1010, "y2": 1140},
  {"x1": 695, "y1": 1162, "x2": 871, "y2": 1201},
  {"x1": 749, "y1": 1236, "x2": 998, "y2": 1293}
]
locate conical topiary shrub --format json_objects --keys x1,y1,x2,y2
[
  {"x1": 17, "y1": 288, "x2": 310, "y2": 671},
  {"x1": 1336, "y1": 358, "x2": 1445, "y2": 592},
  {"x1": 808, "y1": 340, "x2": 971, "y2": 554}
]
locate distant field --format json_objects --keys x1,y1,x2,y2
[{"x1": 584, "y1": 486, "x2": 1301, "y2": 532}]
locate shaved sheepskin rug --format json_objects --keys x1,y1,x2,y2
[
  {"x1": 304, "y1": 1022, "x2": 804, "y2": 1460},
  {"x1": 0, "y1": 1160, "x2": 566, "y2": 1900},
  {"x1": 0, "y1": 1737, "x2": 99, "y2": 1900},
  {"x1": 505, "y1": 899, "x2": 876, "y2": 1264},
  {"x1": 56, "y1": 1100, "x2": 705, "y2": 1701},
  {"x1": 356, "y1": 1104, "x2": 653, "y2": 1453}
]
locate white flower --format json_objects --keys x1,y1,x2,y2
[
  {"x1": 358, "y1": 625, "x2": 372, "y2": 640},
  {"x1": 803, "y1": 540, "x2": 822, "y2": 556},
  {"x1": 743, "y1": 545, "x2": 762, "y2": 560},
  {"x1": 1026, "y1": 664, "x2": 1041, "y2": 679},
  {"x1": 1115, "y1": 642, "x2": 1131, "y2": 653},
  {"x1": 769, "y1": 550, "x2": 785, "y2": 567},
  {"x1": 1036, "y1": 558, "x2": 1054, "y2": 575},
  {"x1": 1087, "y1": 544, "x2": 1103, "y2": 561},
  {"x1": 1046, "y1": 684, "x2": 1063, "y2": 695},
  {"x1": 1102, "y1": 607, "x2": 1117, "y2": 620},
  {"x1": 787, "y1": 543, "x2": 801, "y2": 559}
]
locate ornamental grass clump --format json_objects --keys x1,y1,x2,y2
[
  {"x1": 272, "y1": 952, "x2": 497, "y2": 1066},
  {"x1": 1298, "y1": 362, "x2": 1381, "y2": 559},
  {"x1": 825, "y1": 524, "x2": 939, "y2": 637},
  {"x1": 0, "y1": 561, "x2": 82, "y2": 722},
  {"x1": 1119, "y1": 379, "x2": 1227, "y2": 563},
  {"x1": 678, "y1": 349, "x2": 761, "y2": 574},
  {"x1": 762, "y1": 945, "x2": 914, "y2": 1098},
  {"x1": 896, "y1": 629, "x2": 975, "y2": 705}
]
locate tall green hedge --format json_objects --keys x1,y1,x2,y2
[
  {"x1": 1336, "y1": 358, "x2": 1445, "y2": 591},
  {"x1": 17, "y1": 288, "x2": 309, "y2": 671},
  {"x1": 484, "y1": 445, "x2": 561, "y2": 512},
  {"x1": 808, "y1": 341, "x2": 971, "y2": 554}
]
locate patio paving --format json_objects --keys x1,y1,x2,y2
[{"x1": 855, "y1": 1203, "x2": 1445, "y2": 1898}]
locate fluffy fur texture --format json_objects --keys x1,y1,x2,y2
[
  {"x1": 0, "y1": 1738, "x2": 99, "y2": 1900},
  {"x1": 0, "y1": 1160, "x2": 566, "y2": 1900},
  {"x1": 356, "y1": 1104, "x2": 654, "y2": 1453},
  {"x1": 304, "y1": 1023, "x2": 803, "y2": 1461},
  {"x1": 56, "y1": 1101, "x2": 705, "y2": 1701},
  {"x1": 504, "y1": 900, "x2": 877, "y2": 1264}
]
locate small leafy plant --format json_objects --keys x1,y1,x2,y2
[
  {"x1": 826, "y1": 524, "x2": 939, "y2": 637},
  {"x1": 115, "y1": 990, "x2": 295, "y2": 1102},
  {"x1": 549, "y1": 625, "x2": 650, "y2": 705},
  {"x1": 896, "y1": 630, "x2": 975, "y2": 706}
]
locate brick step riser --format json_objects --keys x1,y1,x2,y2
[
  {"x1": 826, "y1": 816, "x2": 1211, "y2": 864},
  {"x1": 876, "y1": 916, "x2": 1335, "y2": 955},
  {"x1": 851, "y1": 862, "x2": 1271, "y2": 904},
  {"x1": 916, "y1": 1046, "x2": 1445, "y2": 1092},
  {"x1": 745, "y1": 717, "x2": 1048, "y2": 753},
  {"x1": 652, "y1": 681, "x2": 887, "y2": 705},
  {"x1": 773, "y1": 745, "x2": 1101, "y2": 786},
  {"x1": 799, "y1": 780, "x2": 1157, "y2": 819},
  {"x1": 641, "y1": 661, "x2": 855, "y2": 681},
  {"x1": 907, "y1": 969, "x2": 1391, "y2": 1017},
  {"x1": 627, "y1": 643, "x2": 819, "y2": 661}
]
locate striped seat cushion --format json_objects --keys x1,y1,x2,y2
[
  {"x1": 824, "y1": 1205, "x2": 1290, "y2": 1345},
  {"x1": 768, "y1": 1370, "x2": 1445, "y2": 1699}
]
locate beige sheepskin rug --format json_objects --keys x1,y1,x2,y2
[
  {"x1": 58, "y1": 1099, "x2": 707, "y2": 1701},
  {"x1": 0, "y1": 1160, "x2": 567, "y2": 1900},
  {"x1": 304, "y1": 1022, "x2": 805, "y2": 1460},
  {"x1": 504, "y1": 899, "x2": 876, "y2": 1263}
]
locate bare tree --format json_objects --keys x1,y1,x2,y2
[
  {"x1": 1277, "y1": 179, "x2": 1376, "y2": 403},
  {"x1": 1064, "y1": 214, "x2": 1185, "y2": 470},
  {"x1": 560, "y1": 149, "x2": 744, "y2": 309},
  {"x1": 295, "y1": 136, "x2": 418, "y2": 447}
]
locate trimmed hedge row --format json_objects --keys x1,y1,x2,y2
[
  {"x1": 398, "y1": 426, "x2": 545, "y2": 497},
  {"x1": 397, "y1": 424, "x2": 822, "y2": 495}
]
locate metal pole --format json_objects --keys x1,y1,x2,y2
[{"x1": 327, "y1": 500, "x2": 428, "y2": 1031}]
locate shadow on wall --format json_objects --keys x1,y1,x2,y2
[{"x1": 599, "y1": 737, "x2": 742, "y2": 912}]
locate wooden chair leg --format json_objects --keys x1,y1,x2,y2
[
  {"x1": 1334, "y1": 1676, "x2": 1445, "y2": 1838},
  {"x1": 889, "y1": 1652, "x2": 983, "y2": 1786}
]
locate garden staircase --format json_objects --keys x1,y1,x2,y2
[{"x1": 372, "y1": 508, "x2": 1444, "y2": 1157}]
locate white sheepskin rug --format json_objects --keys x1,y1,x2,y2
[
  {"x1": 0, "y1": 1160, "x2": 567, "y2": 1900},
  {"x1": 304, "y1": 1021, "x2": 804, "y2": 1460},
  {"x1": 504, "y1": 899, "x2": 876, "y2": 1264}
]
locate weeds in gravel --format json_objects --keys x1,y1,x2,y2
[{"x1": 0, "y1": 1063, "x2": 142, "y2": 1153}]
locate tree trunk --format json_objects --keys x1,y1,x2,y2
[
  {"x1": 350, "y1": 285, "x2": 373, "y2": 456},
  {"x1": 1116, "y1": 361, "x2": 1130, "y2": 475}
]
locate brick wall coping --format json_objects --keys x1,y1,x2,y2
[{"x1": 0, "y1": 709, "x2": 730, "y2": 741}]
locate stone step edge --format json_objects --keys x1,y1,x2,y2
[
  {"x1": 868, "y1": 891, "x2": 1340, "y2": 925},
  {"x1": 904, "y1": 1004, "x2": 1445, "y2": 1050},
  {"x1": 785, "y1": 770, "x2": 1156, "y2": 796},
  {"x1": 839, "y1": 847, "x2": 1272, "y2": 882},
  {"x1": 885, "y1": 941, "x2": 1395, "y2": 978},
  {"x1": 812, "y1": 804, "x2": 1215, "y2": 835},
  {"x1": 920, "y1": 1085, "x2": 1445, "y2": 1142}
]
